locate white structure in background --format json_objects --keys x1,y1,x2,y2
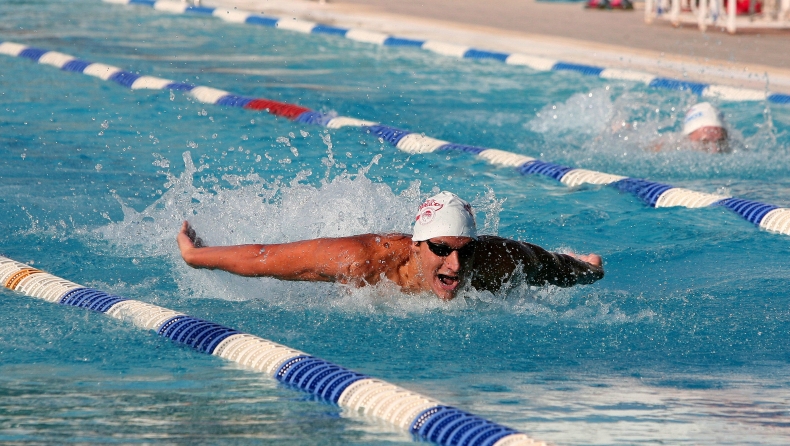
[{"x1": 645, "y1": 0, "x2": 790, "y2": 32}]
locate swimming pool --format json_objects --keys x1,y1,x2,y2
[{"x1": 2, "y1": 0, "x2": 790, "y2": 444}]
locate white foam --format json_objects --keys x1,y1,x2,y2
[{"x1": 528, "y1": 88, "x2": 614, "y2": 135}]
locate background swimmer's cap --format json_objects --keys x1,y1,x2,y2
[
  {"x1": 412, "y1": 191, "x2": 477, "y2": 241},
  {"x1": 683, "y1": 102, "x2": 724, "y2": 135}
]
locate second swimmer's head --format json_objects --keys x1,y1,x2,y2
[{"x1": 683, "y1": 102, "x2": 729, "y2": 153}]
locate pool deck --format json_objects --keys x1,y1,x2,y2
[{"x1": 208, "y1": 0, "x2": 790, "y2": 95}]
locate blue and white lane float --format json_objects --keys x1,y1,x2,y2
[
  {"x1": 2, "y1": 41, "x2": 790, "y2": 238},
  {"x1": 0, "y1": 255, "x2": 544, "y2": 446},
  {"x1": 102, "y1": 0, "x2": 790, "y2": 105}
]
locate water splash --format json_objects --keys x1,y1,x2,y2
[
  {"x1": 527, "y1": 88, "x2": 790, "y2": 183},
  {"x1": 90, "y1": 150, "x2": 640, "y2": 322},
  {"x1": 528, "y1": 88, "x2": 615, "y2": 136}
]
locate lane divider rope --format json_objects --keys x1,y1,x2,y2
[
  {"x1": 2, "y1": 41, "x2": 789, "y2": 237},
  {"x1": 103, "y1": 0, "x2": 790, "y2": 105},
  {"x1": 0, "y1": 254, "x2": 544, "y2": 446}
]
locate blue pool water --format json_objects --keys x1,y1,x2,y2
[{"x1": 2, "y1": 0, "x2": 790, "y2": 444}]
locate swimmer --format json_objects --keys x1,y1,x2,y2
[
  {"x1": 609, "y1": 101, "x2": 730, "y2": 153},
  {"x1": 681, "y1": 102, "x2": 729, "y2": 153},
  {"x1": 177, "y1": 191, "x2": 604, "y2": 300}
]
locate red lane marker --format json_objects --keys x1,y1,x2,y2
[{"x1": 244, "y1": 98, "x2": 311, "y2": 119}]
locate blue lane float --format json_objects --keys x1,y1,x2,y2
[
  {"x1": 0, "y1": 256, "x2": 544, "y2": 446},
  {"x1": 103, "y1": 0, "x2": 790, "y2": 105},
  {"x1": 2, "y1": 41, "x2": 790, "y2": 238}
]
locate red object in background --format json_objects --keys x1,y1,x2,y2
[
  {"x1": 726, "y1": 0, "x2": 762, "y2": 14},
  {"x1": 244, "y1": 99, "x2": 310, "y2": 119}
]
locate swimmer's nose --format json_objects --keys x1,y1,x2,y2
[{"x1": 443, "y1": 250, "x2": 461, "y2": 271}]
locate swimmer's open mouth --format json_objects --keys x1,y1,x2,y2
[{"x1": 438, "y1": 274, "x2": 459, "y2": 287}]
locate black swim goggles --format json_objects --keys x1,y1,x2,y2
[{"x1": 425, "y1": 239, "x2": 477, "y2": 258}]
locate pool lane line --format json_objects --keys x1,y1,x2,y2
[
  {"x1": 102, "y1": 0, "x2": 790, "y2": 105},
  {"x1": 0, "y1": 254, "x2": 545, "y2": 446},
  {"x1": 2, "y1": 41, "x2": 790, "y2": 238}
]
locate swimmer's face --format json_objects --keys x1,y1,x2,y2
[
  {"x1": 412, "y1": 236, "x2": 476, "y2": 300},
  {"x1": 688, "y1": 126, "x2": 729, "y2": 153}
]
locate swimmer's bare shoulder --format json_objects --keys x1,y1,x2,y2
[
  {"x1": 471, "y1": 235, "x2": 603, "y2": 291},
  {"x1": 347, "y1": 233, "x2": 412, "y2": 285}
]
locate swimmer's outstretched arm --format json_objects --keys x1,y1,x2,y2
[
  {"x1": 176, "y1": 221, "x2": 372, "y2": 283},
  {"x1": 471, "y1": 236, "x2": 604, "y2": 291}
]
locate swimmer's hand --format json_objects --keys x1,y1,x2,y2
[
  {"x1": 177, "y1": 221, "x2": 206, "y2": 267},
  {"x1": 569, "y1": 252, "x2": 602, "y2": 268}
]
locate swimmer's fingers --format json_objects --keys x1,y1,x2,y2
[
  {"x1": 586, "y1": 254, "x2": 602, "y2": 268},
  {"x1": 580, "y1": 253, "x2": 602, "y2": 268},
  {"x1": 179, "y1": 221, "x2": 206, "y2": 248},
  {"x1": 568, "y1": 252, "x2": 602, "y2": 268},
  {"x1": 186, "y1": 224, "x2": 206, "y2": 247}
]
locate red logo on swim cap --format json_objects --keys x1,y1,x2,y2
[{"x1": 416, "y1": 199, "x2": 444, "y2": 225}]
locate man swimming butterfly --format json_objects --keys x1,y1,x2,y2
[{"x1": 177, "y1": 191, "x2": 604, "y2": 300}]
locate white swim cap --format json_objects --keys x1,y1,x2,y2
[
  {"x1": 412, "y1": 191, "x2": 477, "y2": 241},
  {"x1": 683, "y1": 102, "x2": 724, "y2": 135}
]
